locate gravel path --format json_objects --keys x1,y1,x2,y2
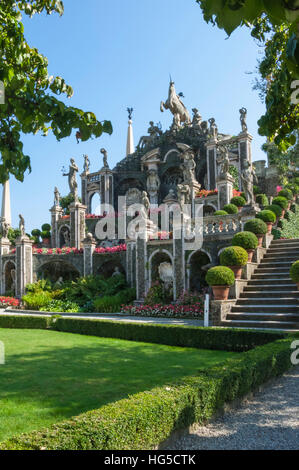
[{"x1": 166, "y1": 366, "x2": 299, "y2": 450}]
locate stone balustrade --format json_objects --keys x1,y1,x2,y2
[{"x1": 202, "y1": 213, "x2": 243, "y2": 238}]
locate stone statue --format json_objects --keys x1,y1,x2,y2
[
  {"x1": 127, "y1": 107, "x2": 133, "y2": 120},
  {"x1": 63, "y1": 158, "x2": 79, "y2": 202},
  {"x1": 112, "y1": 266, "x2": 122, "y2": 277},
  {"x1": 180, "y1": 149, "x2": 196, "y2": 184},
  {"x1": 83, "y1": 154, "x2": 90, "y2": 173},
  {"x1": 164, "y1": 189, "x2": 177, "y2": 203},
  {"x1": 101, "y1": 148, "x2": 109, "y2": 168},
  {"x1": 160, "y1": 79, "x2": 191, "y2": 129},
  {"x1": 19, "y1": 214, "x2": 25, "y2": 237},
  {"x1": 217, "y1": 146, "x2": 230, "y2": 180},
  {"x1": 241, "y1": 161, "x2": 254, "y2": 205},
  {"x1": 138, "y1": 122, "x2": 162, "y2": 149},
  {"x1": 200, "y1": 120, "x2": 209, "y2": 137},
  {"x1": 54, "y1": 187, "x2": 61, "y2": 206},
  {"x1": 146, "y1": 169, "x2": 160, "y2": 193},
  {"x1": 62, "y1": 227, "x2": 70, "y2": 246},
  {"x1": 140, "y1": 191, "x2": 150, "y2": 219},
  {"x1": 11, "y1": 269, "x2": 16, "y2": 293},
  {"x1": 177, "y1": 184, "x2": 191, "y2": 207},
  {"x1": 239, "y1": 107, "x2": 248, "y2": 133},
  {"x1": 158, "y1": 262, "x2": 173, "y2": 290},
  {"x1": 192, "y1": 108, "x2": 202, "y2": 129},
  {"x1": 208, "y1": 118, "x2": 218, "y2": 140},
  {"x1": 1, "y1": 219, "x2": 9, "y2": 239}
]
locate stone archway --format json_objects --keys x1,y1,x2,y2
[
  {"x1": 148, "y1": 249, "x2": 174, "y2": 301},
  {"x1": 59, "y1": 225, "x2": 70, "y2": 248},
  {"x1": 3, "y1": 260, "x2": 16, "y2": 295},
  {"x1": 89, "y1": 192, "x2": 101, "y2": 215},
  {"x1": 38, "y1": 260, "x2": 80, "y2": 283},
  {"x1": 188, "y1": 250, "x2": 211, "y2": 291},
  {"x1": 203, "y1": 204, "x2": 216, "y2": 217},
  {"x1": 97, "y1": 260, "x2": 125, "y2": 279}
]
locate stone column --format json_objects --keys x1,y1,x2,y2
[
  {"x1": 238, "y1": 133, "x2": 253, "y2": 190},
  {"x1": 0, "y1": 238, "x2": 11, "y2": 295},
  {"x1": 173, "y1": 227, "x2": 185, "y2": 300},
  {"x1": 206, "y1": 140, "x2": 217, "y2": 190},
  {"x1": 126, "y1": 240, "x2": 136, "y2": 288},
  {"x1": 50, "y1": 205, "x2": 63, "y2": 248},
  {"x1": 216, "y1": 175, "x2": 234, "y2": 209},
  {"x1": 99, "y1": 168, "x2": 114, "y2": 210},
  {"x1": 15, "y1": 236, "x2": 33, "y2": 299},
  {"x1": 136, "y1": 236, "x2": 147, "y2": 301},
  {"x1": 81, "y1": 172, "x2": 89, "y2": 208},
  {"x1": 83, "y1": 234, "x2": 96, "y2": 277},
  {"x1": 69, "y1": 202, "x2": 87, "y2": 249}
]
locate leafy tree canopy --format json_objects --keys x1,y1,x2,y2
[
  {"x1": 196, "y1": 1, "x2": 299, "y2": 151},
  {"x1": 0, "y1": 0, "x2": 112, "y2": 183}
]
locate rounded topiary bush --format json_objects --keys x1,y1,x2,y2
[
  {"x1": 220, "y1": 246, "x2": 248, "y2": 267},
  {"x1": 41, "y1": 230, "x2": 51, "y2": 239},
  {"x1": 264, "y1": 204, "x2": 283, "y2": 218},
  {"x1": 256, "y1": 194, "x2": 269, "y2": 206},
  {"x1": 230, "y1": 196, "x2": 246, "y2": 207},
  {"x1": 290, "y1": 260, "x2": 299, "y2": 283},
  {"x1": 41, "y1": 223, "x2": 51, "y2": 232},
  {"x1": 256, "y1": 210, "x2": 276, "y2": 224},
  {"x1": 214, "y1": 210, "x2": 228, "y2": 216},
  {"x1": 205, "y1": 266, "x2": 235, "y2": 286},
  {"x1": 278, "y1": 189, "x2": 293, "y2": 201},
  {"x1": 243, "y1": 218, "x2": 267, "y2": 235},
  {"x1": 272, "y1": 196, "x2": 288, "y2": 210},
  {"x1": 223, "y1": 203, "x2": 238, "y2": 214},
  {"x1": 31, "y1": 229, "x2": 41, "y2": 237},
  {"x1": 232, "y1": 231, "x2": 258, "y2": 250}
]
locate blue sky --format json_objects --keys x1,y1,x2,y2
[{"x1": 5, "y1": 0, "x2": 266, "y2": 231}]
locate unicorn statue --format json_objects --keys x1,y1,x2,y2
[{"x1": 160, "y1": 79, "x2": 191, "y2": 129}]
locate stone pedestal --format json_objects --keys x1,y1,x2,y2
[
  {"x1": 15, "y1": 236, "x2": 33, "y2": 299},
  {"x1": 0, "y1": 237, "x2": 11, "y2": 256},
  {"x1": 81, "y1": 172, "x2": 89, "y2": 208},
  {"x1": 238, "y1": 132, "x2": 253, "y2": 190},
  {"x1": 69, "y1": 202, "x2": 87, "y2": 249},
  {"x1": 83, "y1": 234, "x2": 97, "y2": 277},
  {"x1": 126, "y1": 241, "x2": 136, "y2": 288},
  {"x1": 216, "y1": 175, "x2": 234, "y2": 209},
  {"x1": 136, "y1": 236, "x2": 147, "y2": 301},
  {"x1": 50, "y1": 205, "x2": 63, "y2": 248},
  {"x1": 210, "y1": 300, "x2": 236, "y2": 326},
  {"x1": 173, "y1": 232, "x2": 185, "y2": 300},
  {"x1": 99, "y1": 167, "x2": 114, "y2": 209}
]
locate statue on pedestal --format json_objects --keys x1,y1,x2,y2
[
  {"x1": 19, "y1": 214, "x2": 25, "y2": 237},
  {"x1": 160, "y1": 79, "x2": 191, "y2": 129},
  {"x1": 54, "y1": 187, "x2": 61, "y2": 207},
  {"x1": 208, "y1": 118, "x2": 218, "y2": 140},
  {"x1": 101, "y1": 148, "x2": 109, "y2": 169},
  {"x1": 83, "y1": 154, "x2": 90, "y2": 173},
  {"x1": 180, "y1": 149, "x2": 196, "y2": 184},
  {"x1": 63, "y1": 158, "x2": 79, "y2": 202},
  {"x1": 217, "y1": 146, "x2": 230, "y2": 180},
  {"x1": 192, "y1": 108, "x2": 202, "y2": 129},
  {"x1": 138, "y1": 122, "x2": 162, "y2": 150},
  {"x1": 146, "y1": 169, "x2": 160, "y2": 193},
  {"x1": 140, "y1": 191, "x2": 150, "y2": 219},
  {"x1": 177, "y1": 184, "x2": 191, "y2": 207},
  {"x1": 239, "y1": 107, "x2": 248, "y2": 133},
  {"x1": 241, "y1": 161, "x2": 254, "y2": 205},
  {"x1": 1, "y1": 219, "x2": 9, "y2": 239}
]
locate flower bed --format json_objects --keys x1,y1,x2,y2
[
  {"x1": 196, "y1": 189, "x2": 218, "y2": 198},
  {"x1": 94, "y1": 244, "x2": 127, "y2": 254},
  {"x1": 33, "y1": 247, "x2": 83, "y2": 255},
  {"x1": 0, "y1": 296, "x2": 20, "y2": 308},
  {"x1": 121, "y1": 303, "x2": 204, "y2": 318}
]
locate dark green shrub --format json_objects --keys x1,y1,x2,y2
[
  {"x1": 93, "y1": 288, "x2": 136, "y2": 313},
  {"x1": 41, "y1": 300, "x2": 80, "y2": 313},
  {"x1": 278, "y1": 189, "x2": 293, "y2": 200},
  {"x1": 256, "y1": 210, "x2": 276, "y2": 223},
  {"x1": 253, "y1": 185, "x2": 260, "y2": 195},
  {"x1": 205, "y1": 266, "x2": 235, "y2": 286},
  {"x1": 220, "y1": 246, "x2": 248, "y2": 267},
  {"x1": 0, "y1": 315, "x2": 50, "y2": 329},
  {"x1": 214, "y1": 210, "x2": 228, "y2": 216},
  {"x1": 41, "y1": 223, "x2": 51, "y2": 232},
  {"x1": 265, "y1": 204, "x2": 283, "y2": 217},
  {"x1": 244, "y1": 218, "x2": 267, "y2": 235},
  {"x1": 31, "y1": 229, "x2": 41, "y2": 238},
  {"x1": 41, "y1": 230, "x2": 51, "y2": 240},
  {"x1": 256, "y1": 194, "x2": 269, "y2": 206},
  {"x1": 230, "y1": 196, "x2": 246, "y2": 207},
  {"x1": 223, "y1": 203, "x2": 238, "y2": 214},
  {"x1": 272, "y1": 196, "x2": 288, "y2": 210},
  {"x1": 232, "y1": 231, "x2": 258, "y2": 250},
  {"x1": 1, "y1": 335, "x2": 292, "y2": 450},
  {"x1": 271, "y1": 227, "x2": 282, "y2": 240},
  {"x1": 290, "y1": 260, "x2": 299, "y2": 283}
]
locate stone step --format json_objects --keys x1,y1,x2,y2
[
  {"x1": 240, "y1": 291, "x2": 299, "y2": 298},
  {"x1": 264, "y1": 251, "x2": 299, "y2": 257},
  {"x1": 247, "y1": 279, "x2": 295, "y2": 286},
  {"x1": 236, "y1": 298, "x2": 299, "y2": 305},
  {"x1": 260, "y1": 260, "x2": 296, "y2": 266},
  {"x1": 244, "y1": 285, "x2": 296, "y2": 292},
  {"x1": 231, "y1": 305, "x2": 298, "y2": 313},
  {"x1": 251, "y1": 273, "x2": 292, "y2": 280},
  {"x1": 255, "y1": 267, "x2": 290, "y2": 273},
  {"x1": 272, "y1": 239, "x2": 299, "y2": 244},
  {"x1": 227, "y1": 313, "x2": 299, "y2": 322},
  {"x1": 221, "y1": 319, "x2": 299, "y2": 329}
]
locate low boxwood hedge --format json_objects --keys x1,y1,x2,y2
[
  {"x1": 0, "y1": 336, "x2": 294, "y2": 450},
  {"x1": 0, "y1": 315, "x2": 50, "y2": 329}
]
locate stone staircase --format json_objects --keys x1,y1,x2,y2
[{"x1": 221, "y1": 238, "x2": 299, "y2": 330}]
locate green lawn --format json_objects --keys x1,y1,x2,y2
[{"x1": 0, "y1": 328, "x2": 238, "y2": 441}]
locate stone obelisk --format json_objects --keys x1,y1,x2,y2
[{"x1": 126, "y1": 107, "x2": 135, "y2": 157}]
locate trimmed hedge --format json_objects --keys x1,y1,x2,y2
[
  {"x1": 205, "y1": 266, "x2": 235, "y2": 286},
  {"x1": 256, "y1": 210, "x2": 276, "y2": 223},
  {"x1": 223, "y1": 203, "x2": 238, "y2": 214},
  {"x1": 220, "y1": 246, "x2": 248, "y2": 267},
  {"x1": 256, "y1": 194, "x2": 269, "y2": 206},
  {"x1": 243, "y1": 218, "x2": 267, "y2": 235},
  {"x1": 0, "y1": 315, "x2": 50, "y2": 329},
  {"x1": 51, "y1": 317, "x2": 285, "y2": 352},
  {"x1": 272, "y1": 196, "x2": 288, "y2": 210},
  {"x1": 230, "y1": 196, "x2": 246, "y2": 207},
  {"x1": 232, "y1": 231, "x2": 258, "y2": 250},
  {"x1": 0, "y1": 336, "x2": 294, "y2": 450},
  {"x1": 265, "y1": 204, "x2": 283, "y2": 217}
]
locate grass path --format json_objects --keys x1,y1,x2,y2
[{"x1": 0, "y1": 329, "x2": 238, "y2": 441}]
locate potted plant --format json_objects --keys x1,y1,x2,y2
[
  {"x1": 255, "y1": 194, "x2": 269, "y2": 207},
  {"x1": 278, "y1": 189, "x2": 293, "y2": 209},
  {"x1": 205, "y1": 266, "x2": 235, "y2": 301},
  {"x1": 264, "y1": 204, "x2": 283, "y2": 220},
  {"x1": 256, "y1": 210, "x2": 276, "y2": 234},
  {"x1": 230, "y1": 196, "x2": 246, "y2": 211},
  {"x1": 231, "y1": 231, "x2": 258, "y2": 262},
  {"x1": 272, "y1": 196, "x2": 288, "y2": 218},
  {"x1": 243, "y1": 218, "x2": 268, "y2": 247},
  {"x1": 223, "y1": 203, "x2": 238, "y2": 215},
  {"x1": 290, "y1": 260, "x2": 299, "y2": 290},
  {"x1": 214, "y1": 210, "x2": 228, "y2": 216},
  {"x1": 220, "y1": 246, "x2": 248, "y2": 279}
]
